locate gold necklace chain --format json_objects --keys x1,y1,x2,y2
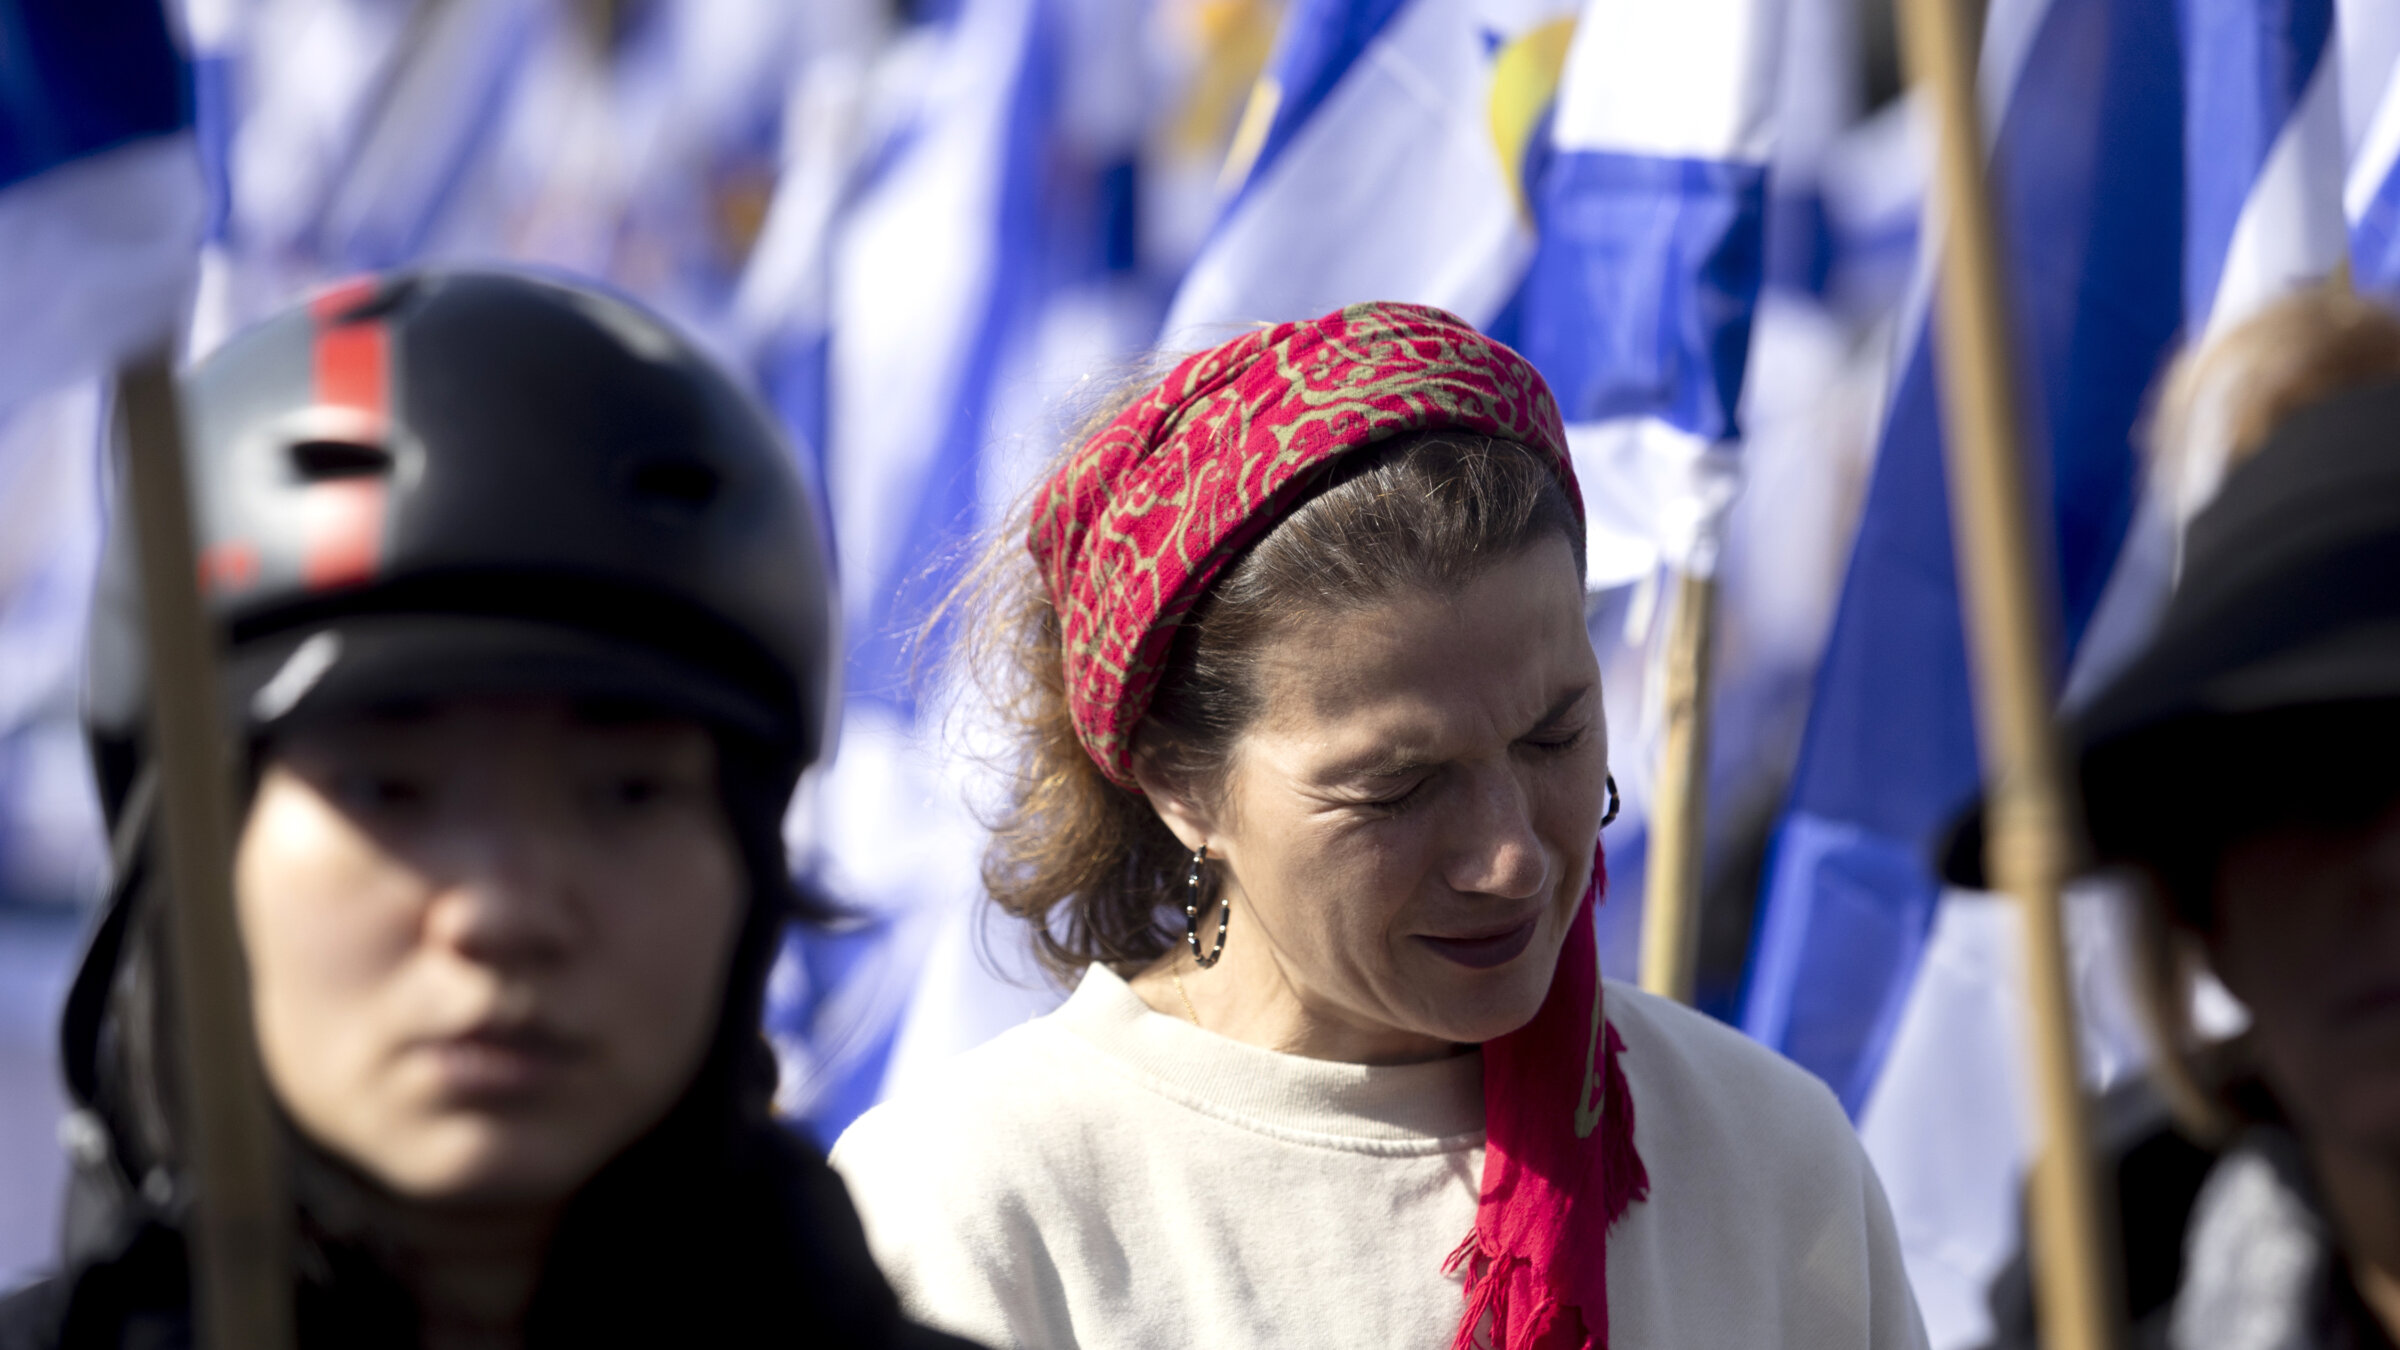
[{"x1": 1170, "y1": 971, "x2": 1203, "y2": 1028}]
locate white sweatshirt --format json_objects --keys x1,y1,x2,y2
[{"x1": 832, "y1": 965, "x2": 1928, "y2": 1350}]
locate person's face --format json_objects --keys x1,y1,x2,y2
[
  {"x1": 234, "y1": 695, "x2": 746, "y2": 1207},
  {"x1": 1148, "y1": 541, "x2": 1606, "y2": 1056},
  {"x1": 2210, "y1": 795, "x2": 2400, "y2": 1154}
]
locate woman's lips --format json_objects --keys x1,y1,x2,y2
[
  {"x1": 414, "y1": 1025, "x2": 587, "y2": 1100},
  {"x1": 1417, "y1": 917, "x2": 1539, "y2": 970}
]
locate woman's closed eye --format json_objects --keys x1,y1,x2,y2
[
  {"x1": 1356, "y1": 774, "x2": 1434, "y2": 815},
  {"x1": 1519, "y1": 723, "x2": 1589, "y2": 756}
]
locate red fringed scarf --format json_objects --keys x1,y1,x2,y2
[
  {"x1": 1029, "y1": 302, "x2": 1647, "y2": 1347},
  {"x1": 1448, "y1": 846, "x2": 1648, "y2": 1349}
]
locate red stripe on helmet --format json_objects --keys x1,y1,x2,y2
[
  {"x1": 303, "y1": 280, "x2": 391, "y2": 591},
  {"x1": 313, "y1": 316, "x2": 389, "y2": 436}
]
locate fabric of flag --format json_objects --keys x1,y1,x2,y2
[
  {"x1": 1737, "y1": 0, "x2": 2183, "y2": 1121},
  {"x1": 764, "y1": 0, "x2": 1179, "y2": 1144},
  {"x1": 1834, "y1": 5, "x2": 2349, "y2": 1343},
  {"x1": 0, "y1": 0, "x2": 203, "y2": 412},
  {"x1": 2181, "y1": 0, "x2": 2342, "y2": 333},
  {"x1": 2348, "y1": 16, "x2": 2400, "y2": 291},
  {"x1": 2068, "y1": 0, "x2": 2344, "y2": 710},
  {"x1": 2147, "y1": 0, "x2": 2345, "y2": 548},
  {"x1": 1508, "y1": 0, "x2": 1785, "y2": 444},
  {"x1": 0, "y1": 0, "x2": 199, "y2": 1283},
  {"x1": 757, "y1": 0, "x2": 1058, "y2": 1143},
  {"x1": 1160, "y1": 0, "x2": 1580, "y2": 349}
]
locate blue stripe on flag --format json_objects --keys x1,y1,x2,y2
[
  {"x1": 1740, "y1": 0, "x2": 2183, "y2": 1115},
  {"x1": 1229, "y1": 0, "x2": 1410, "y2": 205},
  {"x1": 2179, "y1": 0, "x2": 2332, "y2": 320},
  {"x1": 843, "y1": 0, "x2": 1059, "y2": 714},
  {"x1": 2358, "y1": 169, "x2": 2400, "y2": 293},
  {"x1": 191, "y1": 53, "x2": 231, "y2": 242},
  {"x1": 1512, "y1": 150, "x2": 1768, "y2": 440},
  {"x1": 0, "y1": 0, "x2": 187, "y2": 191}
]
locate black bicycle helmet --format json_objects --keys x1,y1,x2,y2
[{"x1": 83, "y1": 265, "x2": 837, "y2": 827}]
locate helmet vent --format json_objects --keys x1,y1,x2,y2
[
  {"x1": 290, "y1": 439, "x2": 393, "y2": 481},
  {"x1": 629, "y1": 457, "x2": 721, "y2": 514}
]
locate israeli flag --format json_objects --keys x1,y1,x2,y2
[
  {"x1": 0, "y1": 0, "x2": 200, "y2": 1280},
  {"x1": 1513, "y1": 0, "x2": 1781, "y2": 442},
  {"x1": 2070, "y1": 0, "x2": 2346, "y2": 702},
  {"x1": 1161, "y1": 0, "x2": 1582, "y2": 348},
  {"x1": 2348, "y1": 6, "x2": 2400, "y2": 289},
  {"x1": 1743, "y1": 3, "x2": 2345, "y2": 1344},
  {"x1": 0, "y1": 0, "x2": 204, "y2": 412},
  {"x1": 1163, "y1": 0, "x2": 1784, "y2": 593},
  {"x1": 1511, "y1": 0, "x2": 1785, "y2": 627},
  {"x1": 766, "y1": 0, "x2": 1080, "y2": 1143}
]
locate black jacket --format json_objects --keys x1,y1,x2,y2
[
  {"x1": 1984, "y1": 1076, "x2": 2397, "y2": 1350},
  {"x1": 0, "y1": 1102, "x2": 979, "y2": 1350}
]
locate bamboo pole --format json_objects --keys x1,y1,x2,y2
[
  {"x1": 1638, "y1": 566, "x2": 1718, "y2": 1004},
  {"x1": 117, "y1": 352, "x2": 294, "y2": 1350},
  {"x1": 1896, "y1": 2, "x2": 2122, "y2": 1348}
]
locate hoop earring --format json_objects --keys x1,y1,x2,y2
[
  {"x1": 1601, "y1": 774, "x2": 1621, "y2": 828},
  {"x1": 1185, "y1": 845, "x2": 1228, "y2": 969}
]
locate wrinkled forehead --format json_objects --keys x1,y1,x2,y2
[{"x1": 1245, "y1": 542, "x2": 1599, "y2": 752}]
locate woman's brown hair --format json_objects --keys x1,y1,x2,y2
[{"x1": 947, "y1": 395, "x2": 1586, "y2": 984}]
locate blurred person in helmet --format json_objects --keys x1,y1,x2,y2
[
  {"x1": 1950, "y1": 287, "x2": 2400, "y2": 1348},
  {"x1": 0, "y1": 270, "x2": 976, "y2": 1349}
]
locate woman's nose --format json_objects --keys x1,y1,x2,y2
[
  {"x1": 423, "y1": 797, "x2": 580, "y2": 968},
  {"x1": 1447, "y1": 768, "x2": 1549, "y2": 901}
]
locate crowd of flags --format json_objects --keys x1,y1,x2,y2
[{"x1": 7, "y1": 0, "x2": 2400, "y2": 1340}]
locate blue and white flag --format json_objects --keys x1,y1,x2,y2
[
  {"x1": 0, "y1": 0, "x2": 198, "y2": 882},
  {"x1": 1512, "y1": 0, "x2": 1782, "y2": 443},
  {"x1": 1737, "y1": 0, "x2": 2179, "y2": 1119},
  {"x1": 766, "y1": 0, "x2": 1175, "y2": 1144},
  {"x1": 2348, "y1": 10, "x2": 2400, "y2": 290},
  {"x1": 0, "y1": 0, "x2": 199, "y2": 1280},
  {"x1": 1509, "y1": 0, "x2": 1785, "y2": 608},
  {"x1": 1160, "y1": 0, "x2": 1580, "y2": 348},
  {"x1": 760, "y1": 0, "x2": 1057, "y2": 1143},
  {"x1": 2069, "y1": 0, "x2": 2345, "y2": 702},
  {"x1": 0, "y1": 0, "x2": 203, "y2": 411},
  {"x1": 1744, "y1": 2, "x2": 2346, "y2": 1344},
  {"x1": 1165, "y1": 0, "x2": 1787, "y2": 594}
]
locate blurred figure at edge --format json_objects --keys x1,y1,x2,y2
[{"x1": 1957, "y1": 287, "x2": 2400, "y2": 1349}]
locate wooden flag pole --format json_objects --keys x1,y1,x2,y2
[
  {"x1": 1897, "y1": 2, "x2": 2122, "y2": 1349},
  {"x1": 1638, "y1": 565, "x2": 1719, "y2": 1004},
  {"x1": 117, "y1": 352, "x2": 294, "y2": 1349}
]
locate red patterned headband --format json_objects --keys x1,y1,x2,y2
[{"x1": 1029, "y1": 301, "x2": 1581, "y2": 789}]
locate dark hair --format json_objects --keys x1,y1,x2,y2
[{"x1": 957, "y1": 424, "x2": 1586, "y2": 983}]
